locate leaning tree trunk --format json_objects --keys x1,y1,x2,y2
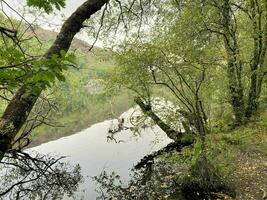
[
  {"x1": 0, "y1": 0, "x2": 109, "y2": 160},
  {"x1": 134, "y1": 97, "x2": 183, "y2": 142}
]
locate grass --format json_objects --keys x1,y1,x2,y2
[
  {"x1": 166, "y1": 111, "x2": 267, "y2": 199},
  {"x1": 205, "y1": 112, "x2": 267, "y2": 199}
]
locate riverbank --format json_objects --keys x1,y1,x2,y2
[
  {"x1": 181, "y1": 112, "x2": 267, "y2": 199},
  {"x1": 88, "y1": 111, "x2": 266, "y2": 199}
]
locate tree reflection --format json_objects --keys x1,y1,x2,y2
[
  {"x1": 94, "y1": 156, "x2": 190, "y2": 200},
  {"x1": 94, "y1": 154, "x2": 234, "y2": 200},
  {"x1": 0, "y1": 150, "x2": 82, "y2": 199}
]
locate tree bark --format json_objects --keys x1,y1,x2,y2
[{"x1": 0, "y1": 0, "x2": 109, "y2": 160}]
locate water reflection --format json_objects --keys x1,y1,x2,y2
[
  {"x1": 0, "y1": 150, "x2": 82, "y2": 199},
  {"x1": 30, "y1": 118, "x2": 171, "y2": 198},
  {"x1": 1, "y1": 109, "x2": 172, "y2": 199},
  {"x1": 93, "y1": 157, "x2": 188, "y2": 200}
]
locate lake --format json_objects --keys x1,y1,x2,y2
[{"x1": 30, "y1": 108, "x2": 172, "y2": 199}]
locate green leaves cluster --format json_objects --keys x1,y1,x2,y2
[
  {"x1": 0, "y1": 15, "x2": 75, "y2": 95},
  {"x1": 29, "y1": 51, "x2": 76, "y2": 88},
  {"x1": 111, "y1": 0, "x2": 267, "y2": 128},
  {"x1": 0, "y1": 50, "x2": 76, "y2": 92},
  {"x1": 26, "y1": 0, "x2": 65, "y2": 13}
]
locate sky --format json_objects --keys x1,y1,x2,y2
[
  {"x1": 62, "y1": 0, "x2": 87, "y2": 16},
  {"x1": 2, "y1": 0, "x2": 103, "y2": 46}
]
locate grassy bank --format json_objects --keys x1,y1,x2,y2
[
  {"x1": 172, "y1": 111, "x2": 267, "y2": 199},
  {"x1": 213, "y1": 113, "x2": 267, "y2": 199}
]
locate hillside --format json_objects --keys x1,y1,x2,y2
[
  {"x1": 28, "y1": 28, "x2": 132, "y2": 146},
  {"x1": 35, "y1": 27, "x2": 101, "y2": 52}
]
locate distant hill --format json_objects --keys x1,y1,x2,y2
[{"x1": 34, "y1": 27, "x2": 101, "y2": 52}]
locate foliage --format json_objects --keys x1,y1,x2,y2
[
  {"x1": 26, "y1": 0, "x2": 65, "y2": 13},
  {"x1": 29, "y1": 44, "x2": 132, "y2": 145},
  {"x1": 94, "y1": 112, "x2": 267, "y2": 199},
  {"x1": 0, "y1": 16, "x2": 77, "y2": 95},
  {"x1": 109, "y1": 0, "x2": 267, "y2": 129},
  {"x1": 0, "y1": 0, "x2": 266, "y2": 198}
]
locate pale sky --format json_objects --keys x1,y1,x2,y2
[
  {"x1": 3, "y1": 0, "x2": 103, "y2": 46},
  {"x1": 62, "y1": 0, "x2": 88, "y2": 16}
]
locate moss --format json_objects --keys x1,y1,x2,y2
[{"x1": 181, "y1": 133, "x2": 195, "y2": 144}]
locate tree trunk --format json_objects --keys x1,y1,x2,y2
[
  {"x1": 221, "y1": 0, "x2": 245, "y2": 125},
  {"x1": 246, "y1": 68, "x2": 259, "y2": 118},
  {"x1": 245, "y1": 0, "x2": 267, "y2": 118},
  {"x1": 0, "y1": 0, "x2": 109, "y2": 160},
  {"x1": 226, "y1": 60, "x2": 245, "y2": 125},
  {"x1": 134, "y1": 97, "x2": 182, "y2": 142}
]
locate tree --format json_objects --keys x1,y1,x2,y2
[
  {"x1": 109, "y1": 19, "x2": 226, "y2": 196},
  {"x1": 111, "y1": 15, "x2": 215, "y2": 139},
  {"x1": 187, "y1": 0, "x2": 267, "y2": 124},
  {"x1": 0, "y1": 0, "x2": 109, "y2": 161},
  {"x1": 0, "y1": 0, "x2": 165, "y2": 161},
  {"x1": 106, "y1": 1, "x2": 254, "y2": 196}
]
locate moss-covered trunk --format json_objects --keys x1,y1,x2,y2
[
  {"x1": 221, "y1": 0, "x2": 245, "y2": 125},
  {"x1": 245, "y1": 0, "x2": 267, "y2": 118}
]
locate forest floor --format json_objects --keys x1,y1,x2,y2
[
  {"x1": 230, "y1": 151, "x2": 267, "y2": 200},
  {"x1": 211, "y1": 112, "x2": 267, "y2": 200}
]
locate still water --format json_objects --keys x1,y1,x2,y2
[{"x1": 30, "y1": 109, "x2": 172, "y2": 199}]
